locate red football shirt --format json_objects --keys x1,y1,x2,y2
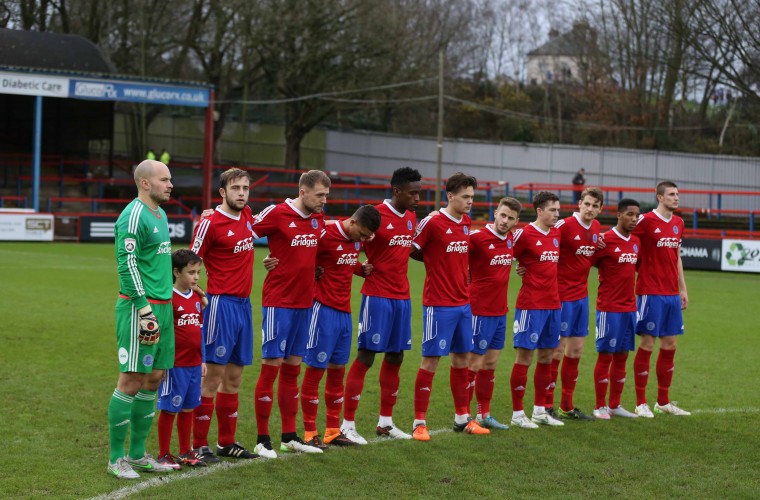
[
  {"x1": 315, "y1": 222, "x2": 363, "y2": 313},
  {"x1": 252, "y1": 199, "x2": 325, "y2": 308},
  {"x1": 633, "y1": 210, "x2": 684, "y2": 295},
  {"x1": 468, "y1": 224, "x2": 514, "y2": 316},
  {"x1": 513, "y1": 223, "x2": 560, "y2": 310},
  {"x1": 412, "y1": 210, "x2": 471, "y2": 307},
  {"x1": 592, "y1": 228, "x2": 640, "y2": 312},
  {"x1": 555, "y1": 213, "x2": 601, "y2": 302},
  {"x1": 191, "y1": 206, "x2": 255, "y2": 298},
  {"x1": 172, "y1": 287, "x2": 203, "y2": 366},
  {"x1": 360, "y1": 200, "x2": 416, "y2": 300}
]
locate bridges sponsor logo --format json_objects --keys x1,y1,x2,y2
[
  {"x1": 656, "y1": 237, "x2": 680, "y2": 248},
  {"x1": 576, "y1": 245, "x2": 596, "y2": 256},
  {"x1": 234, "y1": 237, "x2": 254, "y2": 253},
  {"x1": 291, "y1": 234, "x2": 318, "y2": 247},
  {"x1": 388, "y1": 235, "x2": 413, "y2": 247},
  {"x1": 177, "y1": 313, "x2": 201, "y2": 327},
  {"x1": 539, "y1": 250, "x2": 559, "y2": 262},
  {"x1": 490, "y1": 254, "x2": 513, "y2": 266},
  {"x1": 446, "y1": 241, "x2": 468, "y2": 253},
  {"x1": 617, "y1": 253, "x2": 638, "y2": 264},
  {"x1": 337, "y1": 253, "x2": 359, "y2": 265}
]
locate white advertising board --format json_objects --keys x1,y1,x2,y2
[
  {"x1": 0, "y1": 213, "x2": 55, "y2": 241},
  {"x1": 721, "y1": 239, "x2": 760, "y2": 273},
  {"x1": 0, "y1": 71, "x2": 69, "y2": 98}
]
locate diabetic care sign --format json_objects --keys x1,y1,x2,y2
[{"x1": 0, "y1": 71, "x2": 69, "y2": 97}]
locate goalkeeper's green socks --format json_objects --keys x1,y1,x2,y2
[
  {"x1": 108, "y1": 389, "x2": 134, "y2": 463},
  {"x1": 127, "y1": 390, "x2": 157, "y2": 460}
]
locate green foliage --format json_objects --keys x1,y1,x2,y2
[{"x1": 1, "y1": 243, "x2": 759, "y2": 497}]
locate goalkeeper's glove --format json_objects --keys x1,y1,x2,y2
[{"x1": 137, "y1": 306, "x2": 160, "y2": 345}]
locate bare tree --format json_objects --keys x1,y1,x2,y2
[{"x1": 690, "y1": 0, "x2": 760, "y2": 102}]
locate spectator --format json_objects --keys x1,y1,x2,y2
[{"x1": 572, "y1": 168, "x2": 586, "y2": 203}]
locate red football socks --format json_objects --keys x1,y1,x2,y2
[
  {"x1": 609, "y1": 352, "x2": 629, "y2": 409},
  {"x1": 301, "y1": 366, "x2": 325, "y2": 433},
  {"x1": 475, "y1": 368, "x2": 494, "y2": 416},
  {"x1": 177, "y1": 410, "x2": 193, "y2": 455},
  {"x1": 254, "y1": 364, "x2": 279, "y2": 436},
  {"x1": 278, "y1": 363, "x2": 301, "y2": 434},
  {"x1": 656, "y1": 348, "x2": 676, "y2": 405},
  {"x1": 414, "y1": 368, "x2": 435, "y2": 420},
  {"x1": 594, "y1": 353, "x2": 613, "y2": 408},
  {"x1": 325, "y1": 366, "x2": 345, "y2": 429},
  {"x1": 510, "y1": 363, "x2": 529, "y2": 412},
  {"x1": 158, "y1": 410, "x2": 175, "y2": 456},
  {"x1": 546, "y1": 357, "x2": 560, "y2": 408},
  {"x1": 450, "y1": 366, "x2": 469, "y2": 416},
  {"x1": 467, "y1": 369, "x2": 477, "y2": 407},
  {"x1": 343, "y1": 359, "x2": 370, "y2": 421},
  {"x1": 216, "y1": 391, "x2": 238, "y2": 447},
  {"x1": 535, "y1": 362, "x2": 552, "y2": 407},
  {"x1": 379, "y1": 360, "x2": 401, "y2": 417},
  {"x1": 634, "y1": 348, "x2": 653, "y2": 406},
  {"x1": 560, "y1": 356, "x2": 580, "y2": 411},
  {"x1": 192, "y1": 395, "x2": 214, "y2": 448}
]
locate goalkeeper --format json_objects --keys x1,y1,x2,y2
[{"x1": 107, "y1": 159, "x2": 176, "y2": 479}]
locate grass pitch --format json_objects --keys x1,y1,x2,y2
[{"x1": 1, "y1": 242, "x2": 759, "y2": 499}]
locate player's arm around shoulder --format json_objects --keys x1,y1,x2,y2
[
  {"x1": 410, "y1": 214, "x2": 434, "y2": 261},
  {"x1": 192, "y1": 285, "x2": 209, "y2": 309}
]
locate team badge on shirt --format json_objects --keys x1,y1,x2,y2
[
  {"x1": 124, "y1": 238, "x2": 136, "y2": 253},
  {"x1": 407, "y1": 220, "x2": 413, "y2": 230},
  {"x1": 592, "y1": 234, "x2": 598, "y2": 243},
  {"x1": 507, "y1": 240, "x2": 513, "y2": 249},
  {"x1": 633, "y1": 244, "x2": 639, "y2": 252},
  {"x1": 553, "y1": 238, "x2": 559, "y2": 247},
  {"x1": 311, "y1": 219, "x2": 319, "y2": 229},
  {"x1": 196, "y1": 302, "x2": 201, "y2": 312},
  {"x1": 463, "y1": 226, "x2": 469, "y2": 235},
  {"x1": 355, "y1": 242, "x2": 361, "y2": 251},
  {"x1": 673, "y1": 226, "x2": 679, "y2": 234}
]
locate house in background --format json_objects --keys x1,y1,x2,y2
[{"x1": 526, "y1": 21, "x2": 601, "y2": 86}]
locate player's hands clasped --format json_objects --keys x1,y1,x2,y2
[{"x1": 138, "y1": 308, "x2": 160, "y2": 345}]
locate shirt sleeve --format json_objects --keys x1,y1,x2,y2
[
  {"x1": 412, "y1": 215, "x2": 434, "y2": 250},
  {"x1": 251, "y1": 204, "x2": 279, "y2": 239},
  {"x1": 115, "y1": 214, "x2": 149, "y2": 310},
  {"x1": 191, "y1": 217, "x2": 213, "y2": 258}
]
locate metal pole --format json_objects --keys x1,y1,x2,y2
[
  {"x1": 435, "y1": 49, "x2": 444, "y2": 208},
  {"x1": 202, "y1": 87, "x2": 216, "y2": 210},
  {"x1": 33, "y1": 95, "x2": 42, "y2": 212}
]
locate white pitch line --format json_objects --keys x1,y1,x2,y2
[
  {"x1": 691, "y1": 407, "x2": 760, "y2": 414},
  {"x1": 92, "y1": 411, "x2": 760, "y2": 499},
  {"x1": 90, "y1": 428, "x2": 452, "y2": 500}
]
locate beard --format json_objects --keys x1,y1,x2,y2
[{"x1": 225, "y1": 193, "x2": 247, "y2": 212}]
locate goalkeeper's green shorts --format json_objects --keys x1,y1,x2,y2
[{"x1": 114, "y1": 297, "x2": 175, "y2": 373}]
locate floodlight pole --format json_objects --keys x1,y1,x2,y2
[
  {"x1": 202, "y1": 87, "x2": 215, "y2": 211},
  {"x1": 435, "y1": 49, "x2": 444, "y2": 208},
  {"x1": 33, "y1": 95, "x2": 42, "y2": 212}
]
